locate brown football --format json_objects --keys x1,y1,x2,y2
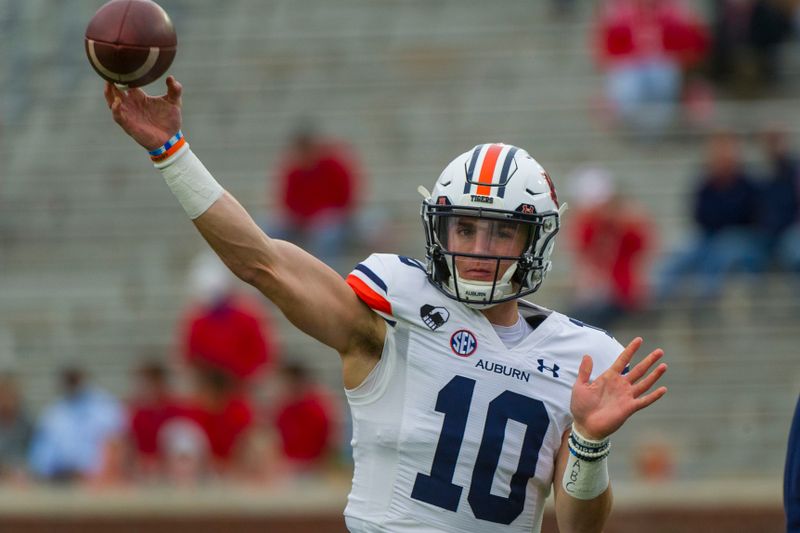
[{"x1": 85, "y1": 0, "x2": 177, "y2": 88}]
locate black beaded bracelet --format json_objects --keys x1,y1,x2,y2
[{"x1": 568, "y1": 442, "x2": 611, "y2": 462}]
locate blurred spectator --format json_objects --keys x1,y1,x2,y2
[
  {"x1": 181, "y1": 251, "x2": 278, "y2": 384},
  {"x1": 267, "y1": 122, "x2": 360, "y2": 265},
  {"x1": 129, "y1": 360, "x2": 183, "y2": 482},
  {"x1": 229, "y1": 421, "x2": 284, "y2": 484},
  {"x1": 127, "y1": 357, "x2": 251, "y2": 485},
  {"x1": 593, "y1": 0, "x2": 709, "y2": 138},
  {"x1": 28, "y1": 366, "x2": 125, "y2": 483},
  {"x1": 654, "y1": 130, "x2": 761, "y2": 303},
  {"x1": 756, "y1": 124, "x2": 800, "y2": 270},
  {"x1": 0, "y1": 372, "x2": 33, "y2": 483},
  {"x1": 567, "y1": 166, "x2": 654, "y2": 329},
  {"x1": 709, "y1": 0, "x2": 795, "y2": 95},
  {"x1": 184, "y1": 367, "x2": 256, "y2": 471},
  {"x1": 273, "y1": 361, "x2": 339, "y2": 473},
  {"x1": 159, "y1": 417, "x2": 212, "y2": 487}
]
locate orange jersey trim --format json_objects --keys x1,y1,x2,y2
[{"x1": 346, "y1": 274, "x2": 393, "y2": 316}]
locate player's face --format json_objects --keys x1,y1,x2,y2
[{"x1": 443, "y1": 216, "x2": 529, "y2": 282}]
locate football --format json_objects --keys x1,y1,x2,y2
[{"x1": 84, "y1": 0, "x2": 177, "y2": 88}]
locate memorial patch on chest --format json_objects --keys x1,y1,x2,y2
[{"x1": 420, "y1": 304, "x2": 450, "y2": 331}]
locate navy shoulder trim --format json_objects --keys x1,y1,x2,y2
[
  {"x1": 355, "y1": 264, "x2": 387, "y2": 292},
  {"x1": 398, "y1": 256, "x2": 426, "y2": 273},
  {"x1": 568, "y1": 317, "x2": 612, "y2": 338}
]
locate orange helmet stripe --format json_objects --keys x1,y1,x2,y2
[{"x1": 475, "y1": 144, "x2": 503, "y2": 196}]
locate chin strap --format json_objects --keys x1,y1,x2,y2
[{"x1": 447, "y1": 262, "x2": 519, "y2": 309}]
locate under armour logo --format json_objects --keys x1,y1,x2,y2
[
  {"x1": 537, "y1": 358, "x2": 559, "y2": 378},
  {"x1": 420, "y1": 304, "x2": 450, "y2": 331}
]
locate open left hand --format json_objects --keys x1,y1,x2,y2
[
  {"x1": 570, "y1": 337, "x2": 667, "y2": 441},
  {"x1": 103, "y1": 76, "x2": 183, "y2": 151}
]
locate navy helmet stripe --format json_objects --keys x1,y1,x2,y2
[
  {"x1": 463, "y1": 144, "x2": 485, "y2": 194},
  {"x1": 496, "y1": 146, "x2": 518, "y2": 199},
  {"x1": 354, "y1": 264, "x2": 388, "y2": 292}
]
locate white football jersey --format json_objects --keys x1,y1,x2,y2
[{"x1": 343, "y1": 254, "x2": 622, "y2": 533}]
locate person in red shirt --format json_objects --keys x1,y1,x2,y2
[
  {"x1": 270, "y1": 124, "x2": 360, "y2": 266},
  {"x1": 182, "y1": 369, "x2": 255, "y2": 468},
  {"x1": 129, "y1": 357, "x2": 255, "y2": 479},
  {"x1": 174, "y1": 252, "x2": 279, "y2": 475},
  {"x1": 128, "y1": 360, "x2": 183, "y2": 481},
  {"x1": 593, "y1": 0, "x2": 709, "y2": 137},
  {"x1": 273, "y1": 362, "x2": 338, "y2": 472},
  {"x1": 567, "y1": 166, "x2": 654, "y2": 329},
  {"x1": 181, "y1": 251, "x2": 278, "y2": 383}
]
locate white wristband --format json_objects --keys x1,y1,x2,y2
[
  {"x1": 562, "y1": 453, "x2": 609, "y2": 500},
  {"x1": 155, "y1": 146, "x2": 224, "y2": 219}
]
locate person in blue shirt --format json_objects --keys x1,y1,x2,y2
[
  {"x1": 654, "y1": 129, "x2": 761, "y2": 303},
  {"x1": 28, "y1": 366, "x2": 125, "y2": 482},
  {"x1": 757, "y1": 125, "x2": 800, "y2": 273}
]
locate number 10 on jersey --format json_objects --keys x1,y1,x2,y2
[{"x1": 410, "y1": 375, "x2": 550, "y2": 525}]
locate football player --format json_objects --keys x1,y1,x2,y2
[{"x1": 104, "y1": 77, "x2": 667, "y2": 533}]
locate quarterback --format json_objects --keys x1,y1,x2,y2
[{"x1": 104, "y1": 77, "x2": 667, "y2": 532}]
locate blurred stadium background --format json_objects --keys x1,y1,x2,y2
[{"x1": 1, "y1": 0, "x2": 798, "y2": 531}]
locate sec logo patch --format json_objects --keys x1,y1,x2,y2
[{"x1": 450, "y1": 329, "x2": 477, "y2": 357}]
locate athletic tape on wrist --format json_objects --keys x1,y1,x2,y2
[
  {"x1": 562, "y1": 427, "x2": 611, "y2": 500},
  {"x1": 154, "y1": 146, "x2": 224, "y2": 219},
  {"x1": 562, "y1": 452, "x2": 609, "y2": 500}
]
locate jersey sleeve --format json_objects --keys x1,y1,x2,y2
[
  {"x1": 562, "y1": 316, "x2": 625, "y2": 381},
  {"x1": 346, "y1": 254, "x2": 395, "y2": 323},
  {"x1": 587, "y1": 329, "x2": 625, "y2": 381}
]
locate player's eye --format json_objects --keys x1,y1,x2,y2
[
  {"x1": 454, "y1": 219, "x2": 477, "y2": 236},
  {"x1": 494, "y1": 224, "x2": 516, "y2": 239},
  {"x1": 456, "y1": 226, "x2": 474, "y2": 237}
]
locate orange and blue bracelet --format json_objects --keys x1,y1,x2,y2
[{"x1": 149, "y1": 130, "x2": 185, "y2": 163}]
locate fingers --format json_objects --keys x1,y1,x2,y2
[
  {"x1": 110, "y1": 92, "x2": 123, "y2": 122},
  {"x1": 104, "y1": 82, "x2": 114, "y2": 108},
  {"x1": 165, "y1": 76, "x2": 182, "y2": 105},
  {"x1": 577, "y1": 355, "x2": 593, "y2": 385},
  {"x1": 631, "y1": 362, "x2": 668, "y2": 397},
  {"x1": 625, "y1": 348, "x2": 664, "y2": 383},
  {"x1": 633, "y1": 385, "x2": 668, "y2": 412},
  {"x1": 611, "y1": 337, "x2": 642, "y2": 373}
]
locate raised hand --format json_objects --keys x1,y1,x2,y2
[
  {"x1": 570, "y1": 337, "x2": 667, "y2": 441},
  {"x1": 104, "y1": 76, "x2": 183, "y2": 151}
]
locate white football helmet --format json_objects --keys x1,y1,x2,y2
[{"x1": 420, "y1": 143, "x2": 564, "y2": 308}]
